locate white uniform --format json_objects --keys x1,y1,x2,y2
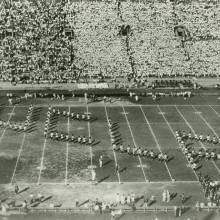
[
  {"x1": 99, "y1": 156, "x2": 103, "y2": 168},
  {"x1": 91, "y1": 169, "x2": 96, "y2": 182}
]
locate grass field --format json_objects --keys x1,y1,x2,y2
[{"x1": 1, "y1": 96, "x2": 220, "y2": 187}]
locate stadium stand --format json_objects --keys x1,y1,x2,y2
[{"x1": 0, "y1": 0, "x2": 219, "y2": 86}]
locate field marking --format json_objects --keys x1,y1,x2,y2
[
  {"x1": 194, "y1": 111, "x2": 202, "y2": 114},
  {"x1": 18, "y1": 180, "x2": 199, "y2": 185},
  {"x1": 139, "y1": 106, "x2": 174, "y2": 182},
  {"x1": 192, "y1": 106, "x2": 219, "y2": 139},
  {"x1": 37, "y1": 138, "x2": 47, "y2": 185},
  {"x1": 65, "y1": 145, "x2": 220, "y2": 150},
  {"x1": 157, "y1": 105, "x2": 199, "y2": 181},
  {"x1": 7, "y1": 112, "x2": 15, "y2": 116},
  {"x1": 7, "y1": 104, "x2": 220, "y2": 108},
  {"x1": 104, "y1": 105, "x2": 121, "y2": 184},
  {"x1": 210, "y1": 105, "x2": 220, "y2": 120},
  {"x1": 158, "y1": 111, "x2": 166, "y2": 115},
  {"x1": 86, "y1": 103, "x2": 93, "y2": 168},
  {"x1": 37, "y1": 106, "x2": 50, "y2": 185},
  {"x1": 65, "y1": 106, "x2": 70, "y2": 185},
  {"x1": 121, "y1": 111, "x2": 129, "y2": 115},
  {"x1": 10, "y1": 132, "x2": 27, "y2": 185},
  {"x1": 122, "y1": 106, "x2": 148, "y2": 183},
  {"x1": 194, "y1": 105, "x2": 220, "y2": 144},
  {"x1": 0, "y1": 106, "x2": 16, "y2": 144},
  {"x1": 176, "y1": 105, "x2": 220, "y2": 175}
]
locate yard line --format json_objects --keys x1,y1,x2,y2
[
  {"x1": 86, "y1": 102, "x2": 93, "y2": 167},
  {"x1": 175, "y1": 105, "x2": 220, "y2": 175},
  {"x1": 157, "y1": 105, "x2": 199, "y2": 181},
  {"x1": 121, "y1": 106, "x2": 148, "y2": 183},
  {"x1": 34, "y1": 180, "x2": 199, "y2": 185},
  {"x1": 37, "y1": 138, "x2": 47, "y2": 185},
  {"x1": 104, "y1": 105, "x2": 121, "y2": 184},
  {"x1": 7, "y1": 104, "x2": 220, "y2": 108},
  {"x1": 62, "y1": 145, "x2": 218, "y2": 151},
  {"x1": 139, "y1": 106, "x2": 174, "y2": 182},
  {"x1": 192, "y1": 105, "x2": 219, "y2": 138},
  {"x1": 65, "y1": 106, "x2": 70, "y2": 185},
  {"x1": 10, "y1": 132, "x2": 27, "y2": 185},
  {"x1": 0, "y1": 106, "x2": 16, "y2": 144},
  {"x1": 37, "y1": 107, "x2": 50, "y2": 185},
  {"x1": 209, "y1": 105, "x2": 220, "y2": 119}
]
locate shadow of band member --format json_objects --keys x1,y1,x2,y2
[{"x1": 174, "y1": 25, "x2": 191, "y2": 41}]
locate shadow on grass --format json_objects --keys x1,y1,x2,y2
[
  {"x1": 167, "y1": 156, "x2": 174, "y2": 162},
  {"x1": 183, "y1": 195, "x2": 192, "y2": 204},
  {"x1": 97, "y1": 175, "x2": 110, "y2": 184},
  {"x1": 119, "y1": 167, "x2": 127, "y2": 173},
  {"x1": 18, "y1": 186, "x2": 30, "y2": 194},
  {"x1": 92, "y1": 140, "x2": 101, "y2": 146},
  {"x1": 170, "y1": 192, "x2": 177, "y2": 201},
  {"x1": 103, "y1": 160, "x2": 112, "y2": 167},
  {"x1": 78, "y1": 199, "x2": 89, "y2": 207},
  {"x1": 182, "y1": 206, "x2": 191, "y2": 214},
  {"x1": 148, "y1": 200, "x2": 156, "y2": 207},
  {"x1": 41, "y1": 195, "x2": 53, "y2": 203},
  {"x1": 135, "y1": 195, "x2": 144, "y2": 204},
  {"x1": 26, "y1": 127, "x2": 37, "y2": 133},
  {"x1": 30, "y1": 202, "x2": 40, "y2": 207}
]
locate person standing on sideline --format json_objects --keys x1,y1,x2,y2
[
  {"x1": 91, "y1": 169, "x2": 97, "y2": 183},
  {"x1": 8, "y1": 98, "x2": 13, "y2": 106},
  {"x1": 99, "y1": 155, "x2": 103, "y2": 168},
  {"x1": 166, "y1": 190, "x2": 170, "y2": 203},
  {"x1": 162, "y1": 190, "x2": 166, "y2": 202},
  {"x1": 14, "y1": 183, "x2": 19, "y2": 194}
]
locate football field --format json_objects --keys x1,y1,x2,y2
[{"x1": 1, "y1": 97, "x2": 220, "y2": 187}]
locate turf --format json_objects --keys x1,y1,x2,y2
[
  {"x1": 1, "y1": 95, "x2": 220, "y2": 214},
  {"x1": 1, "y1": 96, "x2": 220, "y2": 185}
]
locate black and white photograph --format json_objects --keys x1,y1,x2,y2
[{"x1": 0, "y1": 0, "x2": 220, "y2": 219}]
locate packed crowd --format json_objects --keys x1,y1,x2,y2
[
  {"x1": 151, "y1": 80, "x2": 194, "y2": 89},
  {"x1": 0, "y1": 0, "x2": 219, "y2": 85}
]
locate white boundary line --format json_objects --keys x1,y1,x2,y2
[
  {"x1": 37, "y1": 138, "x2": 47, "y2": 185},
  {"x1": 140, "y1": 105, "x2": 174, "y2": 181},
  {"x1": 8, "y1": 180, "x2": 200, "y2": 185},
  {"x1": 6, "y1": 104, "x2": 220, "y2": 108},
  {"x1": 157, "y1": 105, "x2": 199, "y2": 181},
  {"x1": 209, "y1": 105, "x2": 220, "y2": 119},
  {"x1": 175, "y1": 105, "x2": 220, "y2": 175},
  {"x1": 86, "y1": 102, "x2": 93, "y2": 167},
  {"x1": 65, "y1": 106, "x2": 70, "y2": 185},
  {"x1": 10, "y1": 105, "x2": 35, "y2": 185},
  {"x1": 104, "y1": 105, "x2": 121, "y2": 184},
  {"x1": 37, "y1": 107, "x2": 50, "y2": 185},
  {"x1": 192, "y1": 105, "x2": 219, "y2": 139},
  {"x1": 0, "y1": 106, "x2": 16, "y2": 144},
  {"x1": 10, "y1": 132, "x2": 27, "y2": 185},
  {"x1": 64, "y1": 145, "x2": 220, "y2": 150},
  {"x1": 121, "y1": 106, "x2": 148, "y2": 183}
]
